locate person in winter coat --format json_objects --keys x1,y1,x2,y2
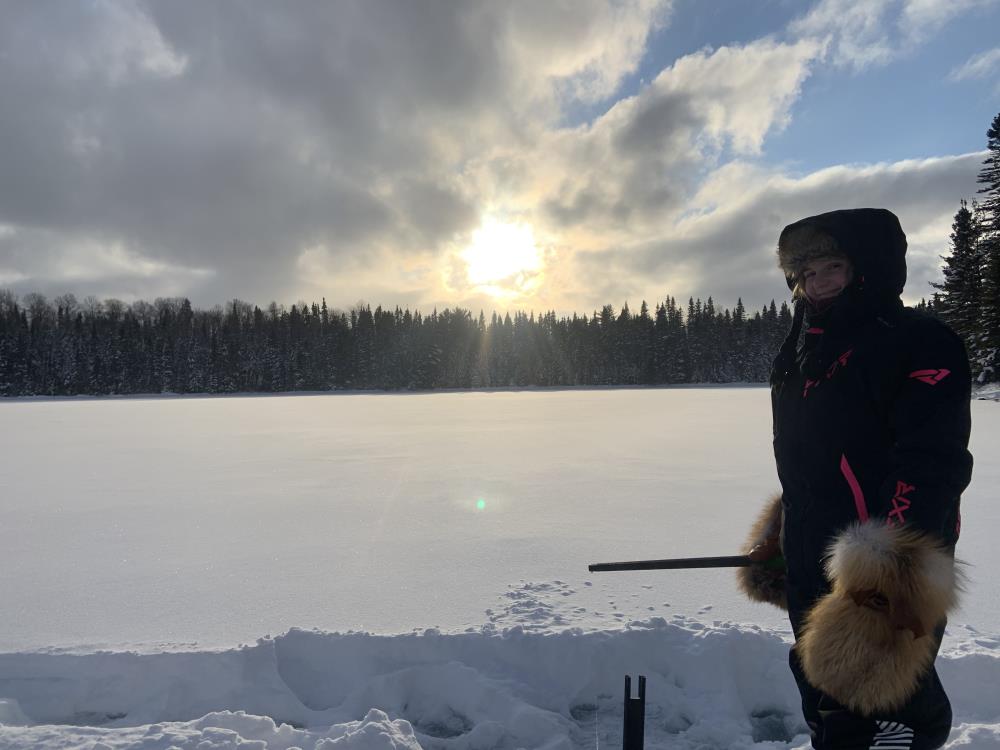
[{"x1": 738, "y1": 208, "x2": 973, "y2": 750}]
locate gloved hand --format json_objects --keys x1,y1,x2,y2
[
  {"x1": 798, "y1": 522, "x2": 960, "y2": 715},
  {"x1": 748, "y1": 535, "x2": 785, "y2": 571},
  {"x1": 737, "y1": 494, "x2": 787, "y2": 609}
]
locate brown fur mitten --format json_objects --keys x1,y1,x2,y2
[
  {"x1": 797, "y1": 522, "x2": 962, "y2": 715},
  {"x1": 736, "y1": 493, "x2": 787, "y2": 610}
]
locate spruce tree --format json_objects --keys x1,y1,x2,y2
[
  {"x1": 932, "y1": 200, "x2": 982, "y2": 350},
  {"x1": 976, "y1": 112, "x2": 1000, "y2": 382}
]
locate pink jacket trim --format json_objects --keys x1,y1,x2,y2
[{"x1": 840, "y1": 454, "x2": 869, "y2": 522}]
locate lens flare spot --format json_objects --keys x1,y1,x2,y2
[{"x1": 476, "y1": 498, "x2": 486, "y2": 511}]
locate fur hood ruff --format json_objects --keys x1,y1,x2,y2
[{"x1": 777, "y1": 208, "x2": 908, "y2": 301}]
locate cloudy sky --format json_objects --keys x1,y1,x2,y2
[{"x1": 1, "y1": 0, "x2": 998, "y2": 316}]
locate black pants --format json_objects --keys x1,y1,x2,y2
[{"x1": 789, "y1": 647, "x2": 952, "y2": 750}]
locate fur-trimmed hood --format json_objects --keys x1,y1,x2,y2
[{"x1": 777, "y1": 208, "x2": 908, "y2": 301}]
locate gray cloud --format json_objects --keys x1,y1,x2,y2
[
  {"x1": 0, "y1": 0, "x2": 666, "y2": 307},
  {"x1": 571, "y1": 152, "x2": 986, "y2": 312},
  {"x1": 0, "y1": 0, "x2": 990, "y2": 318}
]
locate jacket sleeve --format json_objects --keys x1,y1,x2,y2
[{"x1": 874, "y1": 318, "x2": 973, "y2": 543}]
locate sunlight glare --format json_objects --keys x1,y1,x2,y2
[{"x1": 461, "y1": 219, "x2": 543, "y2": 297}]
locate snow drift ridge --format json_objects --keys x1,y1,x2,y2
[{"x1": 2, "y1": 618, "x2": 999, "y2": 749}]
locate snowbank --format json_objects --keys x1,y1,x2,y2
[
  {"x1": 974, "y1": 382, "x2": 1000, "y2": 401},
  {"x1": 2, "y1": 616, "x2": 999, "y2": 749}
]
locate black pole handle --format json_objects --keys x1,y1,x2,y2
[{"x1": 589, "y1": 554, "x2": 752, "y2": 572}]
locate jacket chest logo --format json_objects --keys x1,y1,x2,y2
[
  {"x1": 908, "y1": 368, "x2": 951, "y2": 385},
  {"x1": 802, "y1": 348, "x2": 855, "y2": 398}
]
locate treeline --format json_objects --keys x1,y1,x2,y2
[
  {"x1": 932, "y1": 112, "x2": 1000, "y2": 384},
  {"x1": 0, "y1": 293, "x2": 799, "y2": 395}
]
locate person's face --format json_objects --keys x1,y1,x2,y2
[{"x1": 802, "y1": 257, "x2": 853, "y2": 303}]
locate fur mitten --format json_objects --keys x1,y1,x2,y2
[
  {"x1": 736, "y1": 494, "x2": 787, "y2": 610},
  {"x1": 797, "y1": 522, "x2": 962, "y2": 715}
]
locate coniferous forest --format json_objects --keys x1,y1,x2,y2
[
  {"x1": 0, "y1": 293, "x2": 795, "y2": 395},
  {"x1": 2, "y1": 111, "x2": 998, "y2": 397},
  {"x1": 932, "y1": 112, "x2": 1000, "y2": 385}
]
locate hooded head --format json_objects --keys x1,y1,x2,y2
[{"x1": 777, "y1": 208, "x2": 907, "y2": 304}]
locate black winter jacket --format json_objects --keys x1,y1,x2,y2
[{"x1": 770, "y1": 210, "x2": 973, "y2": 634}]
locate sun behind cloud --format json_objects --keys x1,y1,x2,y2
[{"x1": 458, "y1": 218, "x2": 545, "y2": 299}]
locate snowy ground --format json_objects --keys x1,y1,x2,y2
[{"x1": 0, "y1": 388, "x2": 997, "y2": 749}]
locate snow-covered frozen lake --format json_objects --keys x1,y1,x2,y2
[{"x1": 1, "y1": 388, "x2": 998, "y2": 749}]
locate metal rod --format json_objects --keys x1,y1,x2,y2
[
  {"x1": 589, "y1": 554, "x2": 753, "y2": 572},
  {"x1": 623, "y1": 675, "x2": 646, "y2": 750}
]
